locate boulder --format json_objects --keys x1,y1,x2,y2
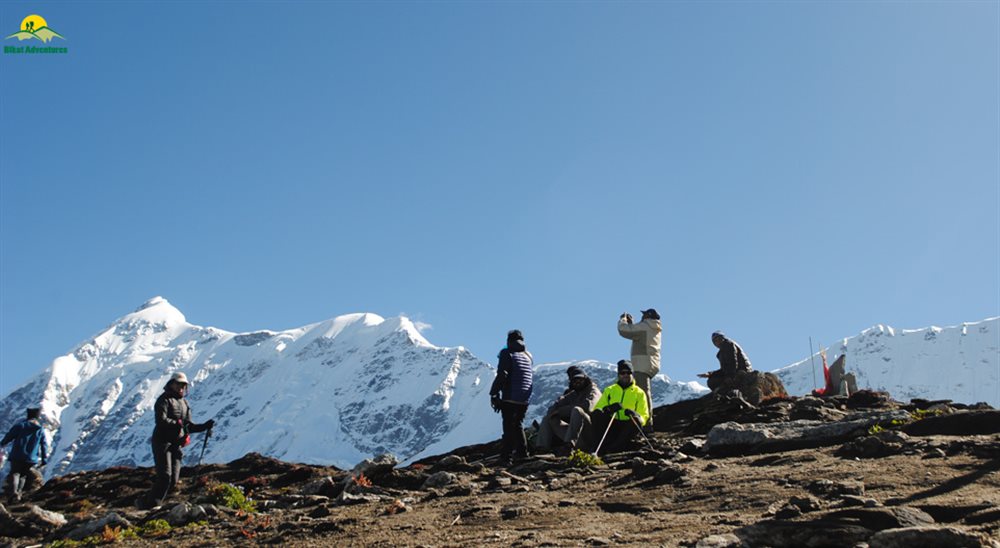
[
  {"x1": 27, "y1": 505, "x2": 66, "y2": 529},
  {"x1": 65, "y1": 512, "x2": 133, "y2": 541},
  {"x1": 345, "y1": 453, "x2": 398, "y2": 482},
  {"x1": 902, "y1": 410, "x2": 1000, "y2": 436},
  {"x1": 421, "y1": 471, "x2": 457, "y2": 490},
  {"x1": 868, "y1": 526, "x2": 993, "y2": 548},
  {"x1": 706, "y1": 410, "x2": 911, "y2": 456},
  {"x1": 714, "y1": 370, "x2": 788, "y2": 405}
]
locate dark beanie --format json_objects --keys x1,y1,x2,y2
[
  {"x1": 26, "y1": 407, "x2": 41, "y2": 420},
  {"x1": 566, "y1": 365, "x2": 584, "y2": 379},
  {"x1": 616, "y1": 359, "x2": 633, "y2": 374}
]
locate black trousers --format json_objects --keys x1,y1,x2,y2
[
  {"x1": 148, "y1": 441, "x2": 183, "y2": 504},
  {"x1": 589, "y1": 411, "x2": 639, "y2": 455},
  {"x1": 499, "y1": 401, "x2": 529, "y2": 460}
]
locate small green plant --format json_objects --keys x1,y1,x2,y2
[
  {"x1": 208, "y1": 482, "x2": 257, "y2": 513},
  {"x1": 48, "y1": 540, "x2": 82, "y2": 548},
  {"x1": 566, "y1": 449, "x2": 604, "y2": 468},
  {"x1": 911, "y1": 408, "x2": 943, "y2": 421},
  {"x1": 182, "y1": 520, "x2": 209, "y2": 529},
  {"x1": 137, "y1": 518, "x2": 172, "y2": 538},
  {"x1": 867, "y1": 423, "x2": 884, "y2": 435}
]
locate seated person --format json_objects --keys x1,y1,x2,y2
[
  {"x1": 580, "y1": 360, "x2": 650, "y2": 455},
  {"x1": 699, "y1": 331, "x2": 752, "y2": 391},
  {"x1": 535, "y1": 366, "x2": 602, "y2": 453}
]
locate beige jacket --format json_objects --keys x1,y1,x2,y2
[{"x1": 617, "y1": 317, "x2": 662, "y2": 376}]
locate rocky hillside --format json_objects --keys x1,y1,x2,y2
[{"x1": 2, "y1": 391, "x2": 998, "y2": 547}]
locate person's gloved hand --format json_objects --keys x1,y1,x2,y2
[
  {"x1": 624, "y1": 409, "x2": 638, "y2": 420},
  {"x1": 605, "y1": 403, "x2": 622, "y2": 413},
  {"x1": 490, "y1": 395, "x2": 501, "y2": 413},
  {"x1": 204, "y1": 419, "x2": 215, "y2": 431}
]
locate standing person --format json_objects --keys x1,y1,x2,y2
[
  {"x1": 535, "y1": 366, "x2": 602, "y2": 454},
  {"x1": 585, "y1": 360, "x2": 649, "y2": 455},
  {"x1": 698, "y1": 331, "x2": 753, "y2": 391},
  {"x1": 140, "y1": 372, "x2": 214, "y2": 509},
  {"x1": 617, "y1": 308, "x2": 661, "y2": 429},
  {"x1": 1, "y1": 407, "x2": 48, "y2": 504},
  {"x1": 489, "y1": 330, "x2": 533, "y2": 466}
]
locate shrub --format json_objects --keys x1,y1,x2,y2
[
  {"x1": 208, "y1": 482, "x2": 257, "y2": 513},
  {"x1": 566, "y1": 449, "x2": 604, "y2": 468}
]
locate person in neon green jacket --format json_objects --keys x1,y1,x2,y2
[{"x1": 585, "y1": 360, "x2": 649, "y2": 454}]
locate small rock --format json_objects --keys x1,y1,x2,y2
[
  {"x1": 433, "y1": 455, "x2": 467, "y2": 470},
  {"x1": 705, "y1": 463, "x2": 721, "y2": 472},
  {"x1": 309, "y1": 505, "x2": 333, "y2": 518},
  {"x1": 585, "y1": 537, "x2": 612, "y2": 546},
  {"x1": 923, "y1": 448, "x2": 947, "y2": 459},
  {"x1": 654, "y1": 462, "x2": 688, "y2": 484},
  {"x1": 422, "y1": 471, "x2": 457, "y2": 490},
  {"x1": 500, "y1": 506, "x2": 528, "y2": 519},
  {"x1": 673, "y1": 451, "x2": 694, "y2": 463},
  {"x1": 681, "y1": 438, "x2": 707, "y2": 455},
  {"x1": 775, "y1": 504, "x2": 802, "y2": 519},
  {"x1": 336, "y1": 491, "x2": 381, "y2": 505},
  {"x1": 558, "y1": 499, "x2": 577, "y2": 507},
  {"x1": 302, "y1": 476, "x2": 336, "y2": 496},
  {"x1": 789, "y1": 495, "x2": 823, "y2": 513},
  {"x1": 807, "y1": 479, "x2": 865, "y2": 497},
  {"x1": 696, "y1": 533, "x2": 744, "y2": 548}
]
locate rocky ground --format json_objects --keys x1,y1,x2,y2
[{"x1": 1, "y1": 390, "x2": 999, "y2": 547}]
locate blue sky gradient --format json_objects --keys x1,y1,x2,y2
[{"x1": 1, "y1": 2, "x2": 998, "y2": 395}]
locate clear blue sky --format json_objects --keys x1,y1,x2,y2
[{"x1": 2, "y1": 2, "x2": 998, "y2": 396}]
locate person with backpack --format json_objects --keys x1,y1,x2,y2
[
  {"x1": 535, "y1": 366, "x2": 601, "y2": 454},
  {"x1": 698, "y1": 331, "x2": 753, "y2": 390},
  {"x1": 1, "y1": 407, "x2": 48, "y2": 504},
  {"x1": 584, "y1": 360, "x2": 649, "y2": 455},
  {"x1": 489, "y1": 330, "x2": 533, "y2": 466},
  {"x1": 617, "y1": 308, "x2": 661, "y2": 429},
  {"x1": 140, "y1": 372, "x2": 214, "y2": 509}
]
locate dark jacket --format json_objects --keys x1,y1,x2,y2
[
  {"x1": 546, "y1": 377, "x2": 601, "y2": 416},
  {"x1": 1, "y1": 418, "x2": 48, "y2": 464},
  {"x1": 152, "y1": 389, "x2": 210, "y2": 446},
  {"x1": 490, "y1": 338, "x2": 533, "y2": 405},
  {"x1": 716, "y1": 338, "x2": 752, "y2": 375}
]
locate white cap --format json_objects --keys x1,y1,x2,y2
[{"x1": 170, "y1": 372, "x2": 189, "y2": 384}]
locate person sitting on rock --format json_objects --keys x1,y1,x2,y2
[
  {"x1": 582, "y1": 360, "x2": 650, "y2": 455},
  {"x1": 698, "y1": 331, "x2": 753, "y2": 391},
  {"x1": 139, "y1": 372, "x2": 214, "y2": 509},
  {"x1": 1, "y1": 407, "x2": 48, "y2": 505},
  {"x1": 535, "y1": 366, "x2": 602, "y2": 454},
  {"x1": 489, "y1": 330, "x2": 534, "y2": 466}
]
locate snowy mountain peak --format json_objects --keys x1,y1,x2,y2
[{"x1": 129, "y1": 296, "x2": 187, "y2": 326}]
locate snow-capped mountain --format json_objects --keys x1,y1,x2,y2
[
  {"x1": 773, "y1": 317, "x2": 1000, "y2": 407},
  {"x1": 0, "y1": 298, "x2": 705, "y2": 478},
  {"x1": 2, "y1": 299, "x2": 995, "y2": 479}
]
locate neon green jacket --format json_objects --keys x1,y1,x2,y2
[{"x1": 594, "y1": 381, "x2": 649, "y2": 426}]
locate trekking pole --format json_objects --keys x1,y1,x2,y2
[
  {"x1": 629, "y1": 415, "x2": 657, "y2": 452},
  {"x1": 198, "y1": 428, "x2": 212, "y2": 466},
  {"x1": 809, "y1": 337, "x2": 817, "y2": 391},
  {"x1": 593, "y1": 415, "x2": 616, "y2": 456}
]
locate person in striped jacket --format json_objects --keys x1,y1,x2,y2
[{"x1": 489, "y1": 329, "x2": 534, "y2": 466}]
